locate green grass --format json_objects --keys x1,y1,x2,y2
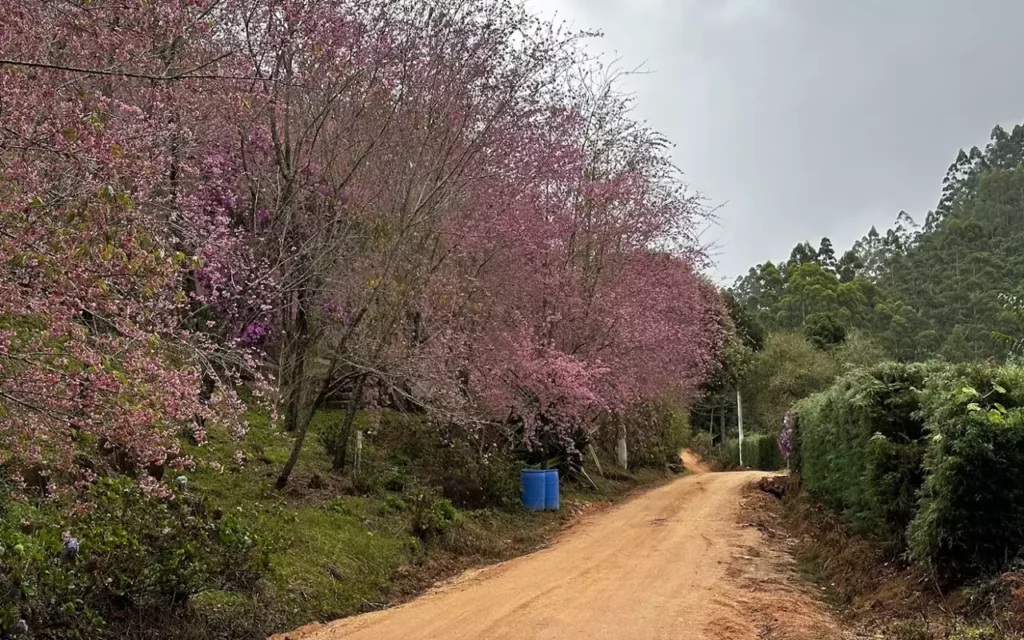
[
  {"x1": 179, "y1": 408, "x2": 412, "y2": 628},
  {"x1": 174, "y1": 407, "x2": 676, "y2": 637}
]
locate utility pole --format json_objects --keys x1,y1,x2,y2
[{"x1": 736, "y1": 389, "x2": 745, "y2": 468}]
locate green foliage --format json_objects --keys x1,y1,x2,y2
[
  {"x1": 832, "y1": 330, "x2": 890, "y2": 371},
  {"x1": 945, "y1": 622, "x2": 1001, "y2": 640},
  {"x1": 722, "y1": 290, "x2": 766, "y2": 352},
  {"x1": 314, "y1": 409, "x2": 371, "y2": 463},
  {"x1": 717, "y1": 434, "x2": 785, "y2": 471},
  {"x1": 795, "y1": 361, "x2": 1024, "y2": 581},
  {"x1": 691, "y1": 432, "x2": 714, "y2": 459},
  {"x1": 621, "y1": 404, "x2": 691, "y2": 468},
  {"x1": 908, "y1": 366, "x2": 1024, "y2": 578},
  {"x1": 734, "y1": 124, "x2": 1024, "y2": 364},
  {"x1": 343, "y1": 410, "x2": 523, "y2": 509},
  {"x1": 803, "y1": 312, "x2": 847, "y2": 350},
  {"x1": 992, "y1": 293, "x2": 1024, "y2": 362},
  {"x1": 741, "y1": 332, "x2": 839, "y2": 434},
  {"x1": 0, "y1": 477, "x2": 268, "y2": 638},
  {"x1": 408, "y1": 492, "x2": 459, "y2": 540},
  {"x1": 794, "y1": 363, "x2": 928, "y2": 539}
]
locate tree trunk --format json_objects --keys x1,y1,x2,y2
[
  {"x1": 719, "y1": 403, "x2": 726, "y2": 443},
  {"x1": 278, "y1": 305, "x2": 365, "y2": 487},
  {"x1": 333, "y1": 374, "x2": 367, "y2": 472},
  {"x1": 282, "y1": 290, "x2": 308, "y2": 432},
  {"x1": 283, "y1": 372, "x2": 302, "y2": 433},
  {"x1": 277, "y1": 363, "x2": 334, "y2": 489},
  {"x1": 191, "y1": 371, "x2": 216, "y2": 440},
  {"x1": 588, "y1": 443, "x2": 605, "y2": 477},
  {"x1": 277, "y1": 405, "x2": 313, "y2": 489}
]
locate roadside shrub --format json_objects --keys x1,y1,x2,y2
[
  {"x1": 691, "y1": 432, "x2": 714, "y2": 459},
  {"x1": 471, "y1": 455, "x2": 523, "y2": 509},
  {"x1": 797, "y1": 361, "x2": 1024, "y2": 581},
  {"x1": 795, "y1": 363, "x2": 928, "y2": 540},
  {"x1": 909, "y1": 366, "x2": 1024, "y2": 578},
  {"x1": 408, "y1": 491, "x2": 459, "y2": 541},
  {"x1": 623, "y1": 405, "x2": 690, "y2": 468},
  {"x1": 355, "y1": 411, "x2": 521, "y2": 509},
  {"x1": 0, "y1": 476, "x2": 268, "y2": 639},
  {"x1": 593, "y1": 403, "x2": 689, "y2": 470},
  {"x1": 863, "y1": 435, "x2": 925, "y2": 537}
]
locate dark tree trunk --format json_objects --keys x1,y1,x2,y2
[
  {"x1": 277, "y1": 365, "x2": 333, "y2": 489},
  {"x1": 333, "y1": 374, "x2": 367, "y2": 472},
  {"x1": 282, "y1": 288, "x2": 308, "y2": 432}
]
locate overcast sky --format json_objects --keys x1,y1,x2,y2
[{"x1": 525, "y1": 0, "x2": 1024, "y2": 282}]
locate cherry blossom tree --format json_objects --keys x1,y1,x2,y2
[
  {"x1": 0, "y1": 0, "x2": 725, "y2": 490},
  {"x1": 0, "y1": 1, "x2": 264, "y2": 488}
]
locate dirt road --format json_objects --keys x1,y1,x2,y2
[{"x1": 276, "y1": 465, "x2": 841, "y2": 640}]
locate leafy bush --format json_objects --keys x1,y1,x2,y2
[
  {"x1": 796, "y1": 362, "x2": 1024, "y2": 581},
  {"x1": 351, "y1": 410, "x2": 521, "y2": 509},
  {"x1": 623, "y1": 404, "x2": 690, "y2": 468},
  {"x1": 908, "y1": 366, "x2": 1024, "y2": 578},
  {"x1": 408, "y1": 491, "x2": 459, "y2": 541},
  {"x1": 0, "y1": 476, "x2": 268, "y2": 638},
  {"x1": 795, "y1": 363, "x2": 928, "y2": 539},
  {"x1": 741, "y1": 331, "x2": 839, "y2": 434},
  {"x1": 594, "y1": 403, "x2": 690, "y2": 470},
  {"x1": 691, "y1": 432, "x2": 714, "y2": 459}
]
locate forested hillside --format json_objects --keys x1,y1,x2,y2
[{"x1": 733, "y1": 124, "x2": 1024, "y2": 363}]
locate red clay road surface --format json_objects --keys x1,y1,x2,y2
[{"x1": 274, "y1": 459, "x2": 843, "y2": 640}]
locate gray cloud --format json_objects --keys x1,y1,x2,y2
[{"x1": 526, "y1": 0, "x2": 1024, "y2": 281}]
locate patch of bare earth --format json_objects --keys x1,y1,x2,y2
[
  {"x1": 707, "y1": 478, "x2": 848, "y2": 640},
  {"x1": 274, "y1": 469, "x2": 849, "y2": 640}
]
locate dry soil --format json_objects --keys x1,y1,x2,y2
[{"x1": 274, "y1": 458, "x2": 844, "y2": 640}]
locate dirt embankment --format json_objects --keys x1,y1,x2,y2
[{"x1": 275, "y1": 465, "x2": 844, "y2": 640}]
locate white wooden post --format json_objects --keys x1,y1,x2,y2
[
  {"x1": 736, "y1": 389, "x2": 745, "y2": 468},
  {"x1": 615, "y1": 423, "x2": 628, "y2": 470}
]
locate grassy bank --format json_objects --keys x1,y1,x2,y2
[{"x1": 171, "y1": 409, "x2": 676, "y2": 639}]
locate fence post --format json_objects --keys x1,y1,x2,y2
[{"x1": 736, "y1": 389, "x2": 745, "y2": 468}]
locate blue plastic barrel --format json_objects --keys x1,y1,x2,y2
[
  {"x1": 544, "y1": 469, "x2": 559, "y2": 511},
  {"x1": 520, "y1": 469, "x2": 547, "y2": 511}
]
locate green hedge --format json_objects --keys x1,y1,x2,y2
[
  {"x1": 794, "y1": 362, "x2": 1024, "y2": 581},
  {"x1": 718, "y1": 434, "x2": 785, "y2": 471},
  {"x1": 795, "y1": 363, "x2": 928, "y2": 539},
  {"x1": 907, "y1": 365, "x2": 1024, "y2": 578}
]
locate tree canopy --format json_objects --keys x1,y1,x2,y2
[{"x1": 733, "y1": 124, "x2": 1024, "y2": 364}]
